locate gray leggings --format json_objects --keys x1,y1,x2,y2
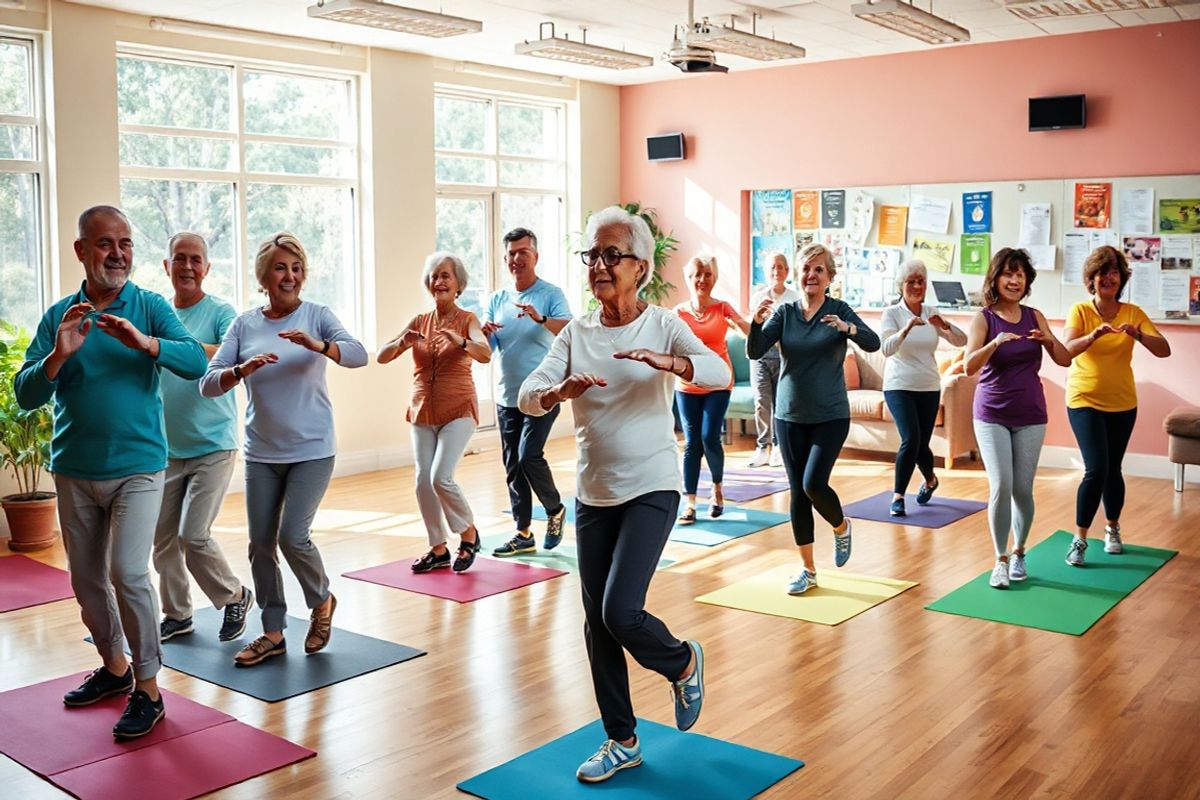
[{"x1": 974, "y1": 420, "x2": 1046, "y2": 557}]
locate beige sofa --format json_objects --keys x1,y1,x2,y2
[{"x1": 844, "y1": 342, "x2": 979, "y2": 468}]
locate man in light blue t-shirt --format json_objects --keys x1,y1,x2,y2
[
  {"x1": 153, "y1": 232, "x2": 252, "y2": 644},
  {"x1": 483, "y1": 228, "x2": 572, "y2": 557}
]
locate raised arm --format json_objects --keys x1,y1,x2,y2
[
  {"x1": 318, "y1": 306, "x2": 368, "y2": 368},
  {"x1": 935, "y1": 315, "x2": 968, "y2": 347},
  {"x1": 14, "y1": 308, "x2": 63, "y2": 410},
  {"x1": 200, "y1": 317, "x2": 246, "y2": 397},
  {"x1": 1124, "y1": 313, "x2": 1171, "y2": 358},
  {"x1": 518, "y1": 326, "x2": 573, "y2": 416},
  {"x1": 724, "y1": 301, "x2": 751, "y2": 336},
  {"x1": 747, "y1": 299, "x2": 782, "y2": 359}
]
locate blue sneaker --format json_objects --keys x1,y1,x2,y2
[
  {"x1": 889, "y1": 498, "x2": 906, "y2": 517},
  {"x1": 916, "y1": 477, "x2": 938, "y2": 505},
  {"x1": 787, "y1": 570, "x2": 818, "y2": 595},
  {"x1": 576, "y1": 738, "x2": 642, "y2": 783},
  {"x1": 671, "y1": 640, "x2": 704, "y2": 731},
  {"x1": 544, "y1": 507, "x2": 566, "y2": 551},
  {"x1": 834, "y1": 518, "x2": 852, "y2": 568}
]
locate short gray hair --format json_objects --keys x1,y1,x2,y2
[
  {"x1": 685, "y1": 254, "x2": 718, "y2": 281},
  {"x1": 168, "y1": 231, "x2": 208, "y2": 262},
  {"x1": 585, "y1": 206, "x2": 655, "y2": 289},
  {"x1": 422, "y1": 251, "x2": 468, "y2": 295},
  {"x1": 77, "y1": 205, "x2": 129, "y2": 239},
  {"x1": 896, "y1": 258, "x2": 927, "y2": 290}
]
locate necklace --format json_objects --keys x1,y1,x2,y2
[{"x1": 1092, "y1": 297, "x2": 1119, "y2": 323}]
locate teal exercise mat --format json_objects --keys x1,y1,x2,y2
[
  {"x1": 457, "y1": 718, "x2": 803, "y2": 800},
  {"x1": 925, "y1": 530, "x2": 1177, "y2": 635},
  {"x1": 530, "y1": 500, "x2": 790, "y2": 547}
]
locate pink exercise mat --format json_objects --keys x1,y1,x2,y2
[
  {"x1": 344, "y1": 555, "x2": 566, "y2": 603},
  {"x1": 0, "y1": 555, "x2": 74, "y2": 613}
]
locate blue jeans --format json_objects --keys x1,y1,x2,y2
[{"x1": 675, "y1": 390, "x2": 731, "y2": 495}]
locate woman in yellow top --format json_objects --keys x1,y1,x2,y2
[{"x1": 1062, "y1": 246, "x2": 1170, "y2": 566}]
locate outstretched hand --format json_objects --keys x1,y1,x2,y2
[
  {"x1": 555, "y1": 373, "x2": 607, "y2": 400},
  {"x1": 278, "y1": 329, "x2": 322, "y2": 352},
  {"x1": 96, "y1": 314, "x2": 151, "y2": 352},
  {"x1": 55, "y1": 302, "x2": 95, "y2": 358},
  {"x1": 481, "y1": 321, "x2": 503, "y2": 337},
  {"x1": 753, "y1": 298, "x2": 774, "y2": 324},
  {"x1": 238, "y1": 353, "x2": 278, "y2": 378},
  {"x1": 514, "y1": 302, "x2": 544, "y2": 323},
  {"x1": 821, "y1": 314, "x2": 850, "y2": 334},
  {"x1": 613, "y1": 349, "x2": 675, "y2": 373}
]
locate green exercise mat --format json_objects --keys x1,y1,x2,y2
[{"x1": 925, "y1": 530, "x2": 1176, "y2": 635}]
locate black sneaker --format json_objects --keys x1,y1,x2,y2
[
  {"x1": 219, "y1": 586, "x2": 254, "y2": 642},
  {"x1": 493, "y1": 533, "x2": 536, "y2": 557},
  {"x1": 160, "y1": 616, "x2": 194, "y2": 642},
  {"x1": 412, "y1": 548, "x2": 451, "y2": 573},
  {"x1": 112, "y1": 690, "x2": 165, "y2": 740},
  {"x1": 544, "y1": 506, "x2": 567, "y2": 551},
  {"x1": 453, "y1": 532, "x2": 481, "y2": 573},
  {"x1": 63, "y1": 666, "x2": 134, "y2": 707}
]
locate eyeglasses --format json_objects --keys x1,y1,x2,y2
[{"x1": 579, "y1": 247, "x2": 640, "y2": 268}]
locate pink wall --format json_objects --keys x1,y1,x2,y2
[{"x1": 619, "y1": 21, "x2": 1200, "y2": 458}]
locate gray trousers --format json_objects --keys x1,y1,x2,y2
[
  {"x1": 152, "y1": 450, "x2": 241, "y2": 620},
  {"x1": 245, "y1": 457, "x2": 334, "y2": 633},
  {"x1": 412, "y1": 417, "x2": 476, "y2": 547},
  {"x1": 55, "y1": 471, "x2": 165, "y2": 681},
  {"x1": 750, "y1": 352, "x2": 782, "y2": 449},
  {"x1": 974, "y1": 420, "x2": 1046, "y2": 557}
]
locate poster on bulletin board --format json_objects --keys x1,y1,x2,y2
[
  {"x1": 963, "y1": 191, "x2": 992, "y2": 233},
  {"x1": 911, "y1": 236, "x2": 955, "y2": 273},
  {"x1": 821, "y1": 190, "x2": 846, "y2": 229},
  {"x1": 750, "y1": 189, "x2": 794, "y2": 288},
  {"x1": 878, "y1": 205, "x2": 908, "y2": 247},
  {"x1": 793, "y1": 190, "x2": 820, "y2": 230},
  {"x1": 1158, "y1": 198, "x2": 1200, "y2": 233},
  {"x1": 1073, "y1": 182, "x2": 1112, "y2": 228},
  {"x1": 960, "y1": 233, "x2": 990, "y2": 274}
]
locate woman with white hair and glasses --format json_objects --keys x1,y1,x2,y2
[
  {"x1": 201, "y1": 232, "x2": 368, "y2": 666},
  {"x1": 519, "y1": 206, "x2": 729, "y2": 784},
  {"x1": 379, "y1": 251, "x2": 490, "y2": 574},
  {"x1": 879, "y1": 259, "x2": 967, "y2": 517}
]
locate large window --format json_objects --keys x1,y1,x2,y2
[
  {"x1": 117, "y1": 53, "x2": 359, "y2": 326},
  {"x1": 0, "y1": 35, "x2": 48, "y2": 331}
]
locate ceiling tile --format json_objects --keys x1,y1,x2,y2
[{"x1": 1033, "y1": 14, "x2": 1119, "y2": 32}]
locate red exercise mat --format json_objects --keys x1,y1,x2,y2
[
  {"x1": 0, "y1": 554, "x2": 74, "y2": 613},
  {"x1": 344, "y1": 555, "x2": 566, "y2": 603}
]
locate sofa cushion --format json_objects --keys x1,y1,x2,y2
[
  {"x1": 1164, "y1": 407, "x2": 1200, "y2": 438},
  {"x1": 844, "y1": 352, "x2": 861, "y2": 390},
  {"x1": 848, "y1": 389, "x2": 885, "y2": 420},
  {"x1": 882, "y1": 399, "x2": 945, "y2": 427},
  {"x1": 726, "y1": 331, "x2": 751, "y2": 384},
  {"x1": 728, "y1": 385, "x2": 756, "y2": 419}
]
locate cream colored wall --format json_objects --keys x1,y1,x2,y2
[{"x1": 0, "y1": 1, "x2": 621, "y2": 529}]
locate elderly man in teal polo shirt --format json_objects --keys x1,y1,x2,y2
[{"x1": 14, "y1": 205, "x2": 207, "y2": 740}]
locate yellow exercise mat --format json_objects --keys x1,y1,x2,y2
[{"x1": 695, "y1": 568, "x2": 918, "y2": 626}]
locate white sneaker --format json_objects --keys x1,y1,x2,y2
[
  {"x1": 748, "y1": 448, "x2": 770, "y2": 468},
  {"x1": 768, "y1": 448, "x2": 783, "y2": 467},
  {"x1": 1104, "y1": 525, "x2": 1123, "y2": 554},
  {"x1": 989, "y1": 560, "x2": 1009, "y2": 589}
]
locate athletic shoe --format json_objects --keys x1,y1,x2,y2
[
  {"x1": 1066, "y1": 537, "x2": 1088, "y2": 567},
  {"x1": 160, "y1": 616, "x2": 193, "y2": 642},
  {"x1": 576, "y1": 738, "x2": 642, "y2": 783},
  {"x1": 493, "y1": 533, "x2": 536, "y2": 557},
  {"x1": 304, "y1": 594, "x2": 336, "y2": 654},
  {"x1": 1009, "y1": 552, "x2": 1027, "y2": 581},
  {"x1": 411, "y1": 548, "x2": 450, "y2": 573},
  {"x1": 833, "y1": 518, "x2": 853, "y2": 568},
  {"x1": 671, "y1": 640, "x2": 704, "y2": 731},
  {"x1": 63, "y1": 666, "x2": 133, "y2": 707},
  {"x1": 768, "y1": 448, "x2": 783, "y2": 468},
  {"x1": 234, "y1": 635, "x2": 287, "y2": 667},
  {"x1": 890, "y1": 498, "x2": 906, "y2": 517},
  {"x1": 112, "y1": 690, "x2": 165, "y2": 740},
  {"x1": 1105, "y1": 524, "x2": 1123, "y2": 554},
  {"x1": 708, "y1": 502, "x2": 724, "y2": 519},
  {"x1": 544, "y1": 506, "x2": 567, "y2": 551},
  {"x1": 748, "y1": 448, "x2": 770, "y2": 468},
  {"x1": 453, "y1": 534, "x2": 481, "y2": 573},
  {"x1": 677, "y1": 507, "x2": 697, "y2": 526},
  {"x1": 219, "y1": 587, "x2": 253, "y2": 642},
  {"x1": 787, "y1": 570, "x2": 818, "y2": 595},
  {"x1": 989, "y1": 560, "x2": 1010, "y2": 589},
  {"x1": 916, "y1": 477, "x2": 938, "y2": 505}
]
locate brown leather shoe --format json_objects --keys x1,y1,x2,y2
[
  {"x1": 234, "y1": 634, "x2": 286, "y2": 667},
  {"x1": 305, "y1": 594, "x2": 337, "y2": 654}
]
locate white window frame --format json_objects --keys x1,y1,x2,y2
[{"x1": 116, "y1": 48, "x2": 363, "y2": 325}]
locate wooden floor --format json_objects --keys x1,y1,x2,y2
[{"x1": 3, "y1": 435, "x2": 1198, "y2": 799}]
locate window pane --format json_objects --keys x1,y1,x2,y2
[
  {"x1": 499, "y1": 160, "x2": 562, "y2": 190},
  {"x1": 436, "y1": 156, "x2": 493, "y2": 186},
  {"x1": 0, "y1": 124, "x2": 35, "y2": 160},
  {"x1": 119, "y1": 132, "x2": 233, "y2": 171},
  {"x1": 434, "y1": 95, "x2": 488, "y2": 152},
  {"x1": 117, "y1": 56, "x2": 231, "y2": 131},
  {"x1": 0, "y1": 39, "x2": 33, "y2": 117},
  {"x1": 119, "y1": 178, "x2": 237, "y2": 304},
  {"x1": 246, "y1": 184, "x2": 355, "y2": 326},
  {"x1": 245, "y1": 141, "x2": 353, "y2": 178},
  {"x1": 499, "y1": 193, "x2": 563, "y2": 290},
  {"x1": 435, "y1": 197, "x2": 489, "y2": 317},
  {"x1": 243, "y1": 72, "x2": 348, "y2": 140},
  {"x1": 498, "y1": 104, "x2": 558, "y2": 159},
  {"x1": 0, "y1": 173, "x2": 42, "y2": 331}
]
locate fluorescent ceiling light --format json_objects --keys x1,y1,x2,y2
[
  {"x1": 308, "y1": 0, "x2": 481, "y2": 37},
  {"x1": 0, "y1": 0, "x2": 27, "y2": 9},
  {"x1": 851, "y1": 0, "x2": 969, "y2": 45},
  {"x1": 149, "y1": 17, "x2": 345, "y2": 54},
  {"x1": 1000, "y1": 0, "x2": 1199, "y2": 19},
  {"x1": 453, "y1": 61, "x2": 571, "y2": 87},
  {"x1": 515, "y1": 22, "x2": 653, "y2": 70},
  {"x1": 689, "y1": 16, "x2": 806, "y2": 61}
]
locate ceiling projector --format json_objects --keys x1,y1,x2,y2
[{"x1": 665, "y1": 35, "x2": 728, "y2": 74}]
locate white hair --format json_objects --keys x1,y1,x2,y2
[
  {"x1": 168, "y1": 231, "x2": 208, "y2": 262},
  {"x1": 585, "y1": 206, "x2": 656, "y2": 289},
  {"x1": 896, "y1": 258, "x2": 927, "y2": 290},
  {"x1": 685, "y1": 254, "x2": 718, "y2": 281},
  {"x1": 422, "y1": 250, "x2": 468, "y2": 295}
]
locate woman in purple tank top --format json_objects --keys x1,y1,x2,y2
[{"x1": 965, "y1": 248, "x2": 1071, "y2": 590}]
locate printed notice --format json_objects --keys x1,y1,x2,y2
[
  {"x1": 878, "y1": 205, "x2": 908, "y2": 247},
  {"x1": 1118, "y1": 187, "x2": 1154, "y2": 235},
  {"x1": 908, "y1": 194, "x2": 952, "y2": 234},
  {"x1": 1063, "y1": 232, "x2": 1088, "y2": 285},
  {"x1": 1019, "y1": 203, "x2": 1051, "y2": 246}
]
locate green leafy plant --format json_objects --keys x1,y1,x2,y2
[
  {"x1": 574, "y1": 202, "x2": 678, "y2": 309},
  {"x1": 0, "y1": 320, "x2": 53, "y2": 501}
]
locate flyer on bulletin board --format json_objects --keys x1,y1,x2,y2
[
  {"x1": 962, "y1": 191, "x2": 992, "y2": 233},
  {"x1": 821, "y1": 190, "x2": 846, "y2": 229},
  {"x1": 878, "y1": 205, "x2": 908, "y2": 246},
  {"x1": 1190, "y1": 276, "x2": 1200, "y2": 316},
  {"x1": 1158, "y1": 198, "x2": 1200, "y2": 233},
  {"x1": 960, "y1": 233, "x2": 990, "y2": 274},
  {"x1": 911, "y1": 236, "x2": 955, "y2": 273},
  {"x1": 1073, "y1": 182, "x2": 1112, "y2": 228},
  {"x1": 793, "y1": 190, "x2": 820, "y2": 230}
]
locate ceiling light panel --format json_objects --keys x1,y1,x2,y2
[
  {"x1": 515, "y1": 23, "x2": 654, "y2": 70},
  {"x1": 688, "y1": 26, "x2": 807, "y2": 60},
  {"x1": 307, "y1": 0, "x2": 482, "y2": 38},
  {"x1": 851, "y1": 0, "x2": 970, "y2": 44},
  {"x1": 1000, "y1": 0, "x2": 1198, "y2": 19}
]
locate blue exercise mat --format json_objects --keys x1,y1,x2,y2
[
  {"x1": 457, "y1": 718, "x2": 803, "y2": 800},
  {"x1": 842, "y1": 490, "x2": 986, "y2": 529},
  {"x1": 532, "y1": 500, "x2": 790, "y2": 547}
]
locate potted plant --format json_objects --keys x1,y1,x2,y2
[
  {"x1": 577, "y1": 202, "x2": 678, "y2": 308},
  {"x1": 0, "y1": 319, "x2": 56, "y2": 552}
]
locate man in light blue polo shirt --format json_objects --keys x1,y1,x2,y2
[
  {"x1": 153, "y1": 232, "x2": 252, "y2": 645},
  {"x1": 483, "y1": 228, "x2": 572, "y2": 557},
  {"x1": 15, "y1": 205, "x2": 207, "y2": 740}
]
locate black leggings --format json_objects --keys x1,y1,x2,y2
[
  {"x1": 884, "y1": 390, "x2": 941, "y2": 495},
  {"x1": 1068, "y1": 406, "x2": 1137, "y2": 528},
  {"x1": 776, "y1": 417, "x2": 850, "y2": 546}
]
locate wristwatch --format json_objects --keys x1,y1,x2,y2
[
  {"x1": 232, "y1": 364, "x2": 244, "y2": 379},
  {"x1": 460, "y1": 337, "x2": 468, "y2": 350},
  {"x1": 535, "y1": 313, "x2": 547, "y2": 325},
  {"x1": 321, "y1": 339, "x2": 331, "y2": 354}
]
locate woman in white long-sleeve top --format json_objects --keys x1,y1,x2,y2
[
  {"x1": 200, "y1": 233, "x2": 368, "y2": 667},
  {"x1": 518, "y1": 206, "x2": 729, "y2": 785},
  {"x1": 879, "y1": 259, "x2": 967, "y2": 517}
]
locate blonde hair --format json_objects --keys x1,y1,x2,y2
[
  {"x1": 254, "y1": 233, "x2": 307, "y2": 287},
  {"x1": 685, "y1": 254, "x2": 718, "y2": 281},
  {"x1": 796, "y1": 243, "x2": 837, "y2": 281}
]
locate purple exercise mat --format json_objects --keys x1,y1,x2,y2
[
  {"x1": 842, "y1": 490, "x2": 986, "y2": 529},
  {"x1": 698, "y1": 466, "x2": 790, "y2": 502}
]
